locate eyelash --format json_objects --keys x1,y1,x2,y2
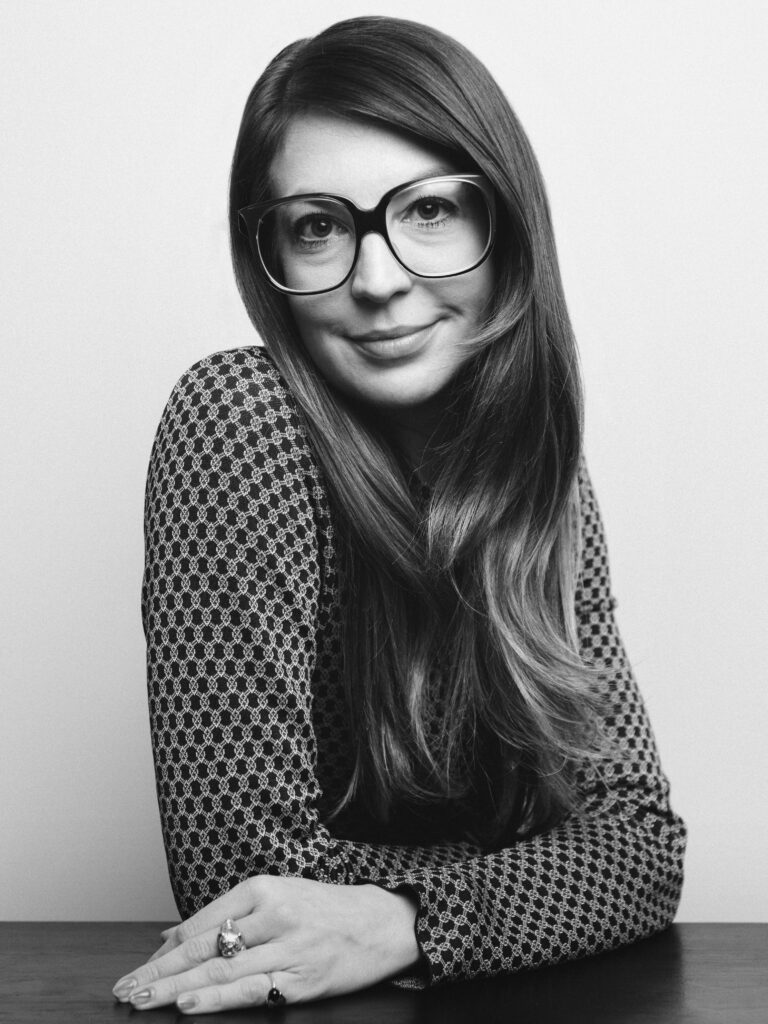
[
  {"x1": 293, "y1": 215, "x2": 349, "y2": 245},
  {"x1": 405, "y1": 194, "x2": 455, "y2": 228},
  {"x1": 287, "y1": 191, "x2": 459, "y2": 249}
]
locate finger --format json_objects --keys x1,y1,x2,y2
[
  {"x1": 140, "y1": 881, "x2": 259, "y2": 967},
  {"x1": 127, "y1": 950, "x2": 284, "y2": 1011},
  {"x1": 169, "y1": 879, "x2": 260, "y2": 950},
  {"x1": 176, "y1": 970, "x2": 293, "y2": 1015},
  {"x1": 148, "y1": 936, "x2": 175, "y2": 963},
  {"x1": 113, "y1": 914, "x2": 274, "y2": 1001},
  {"x1": 152, "y1": 925, "x2": 177, "y2": 952}
]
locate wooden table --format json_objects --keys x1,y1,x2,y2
[{"x1": 2, "y1": 922, "x2": 766, "y2": 1022}]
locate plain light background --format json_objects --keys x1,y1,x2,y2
[{"x1": 2, "y1": 0, "x2": 766, "y2": 922}]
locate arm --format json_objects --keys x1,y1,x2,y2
[
  {"x1": 143, "y1": 347, "x2": 476, "y2": 917},
  {"x1": 143, "y1": 348, "x2": 685, "y2": 985},
  {"x1": 378, "y1": 465, "x2": 687, "y2": 983}
]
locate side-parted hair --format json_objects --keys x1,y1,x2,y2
[{"x1": 229, "y1": 16, "x2": 604, "y2": 844}]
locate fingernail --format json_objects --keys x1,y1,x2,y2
[
  {"x1": 112, "y1": 977, "x2": 136, "y2": 1000},
  {"x1": 130, "y1": 988, "x2": 152, "y2": 1006},
  {"x1": 177, "y1": 994, "x2": 198, "y2": 1011}
]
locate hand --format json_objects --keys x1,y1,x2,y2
[{"x1": 112, "y1": 876, "x2": 422, "y2": 1013}]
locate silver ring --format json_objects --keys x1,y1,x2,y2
[
  {"x1": 266, "y1": 973, "x2": 286, "y2": 1008},
  {"x1": 217, "y1": 918, "x2": 245, "y2": 958}
]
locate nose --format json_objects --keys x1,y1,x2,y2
[{"x1": 349, "y1": 232, "x2": 413, "y2": 303}]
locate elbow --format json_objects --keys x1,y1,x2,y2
[
  {"x1": 662, "y1": 811, "x2": 687, "y2": 924},
  {"x1": 635, "y1": 808, "x2": 687, "y2": 934}
]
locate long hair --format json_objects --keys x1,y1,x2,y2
[{"x1": 229, "y1": 16, "x2": 604, "y2": 844}]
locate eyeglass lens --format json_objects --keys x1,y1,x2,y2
[{"x1": 256, "y1": 179, "x2": 492, "y2": 293}]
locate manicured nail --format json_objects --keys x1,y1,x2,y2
[
  {"x1": 130, "y1": 988, "x2": 152, "y2": 1006},
  {"x1": 112, "y1": 977, "x2": 136, "y2": 1000},
  {"x1": 177, "y1": 994, "x2": 198, "y2": 1011}
]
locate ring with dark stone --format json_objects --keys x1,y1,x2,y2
[{"x1": 266, "y1": 974, "x2": 286, "y2": 1008}]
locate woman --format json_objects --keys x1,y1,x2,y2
[{"x1": 114, "y1": 15, "x2": 686, "y2": 1014}]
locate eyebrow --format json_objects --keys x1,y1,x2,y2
[
  {"x1": 415, "y1": 164, "x2": 458, "y2": 179},
  {"x1": 282, "y1": 166, "x2": 461, "y2": 199}
]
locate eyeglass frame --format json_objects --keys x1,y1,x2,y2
[{"x1": 237, "y1": 173, "x2": 497, "y2": 296}]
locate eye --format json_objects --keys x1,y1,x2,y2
[
  {"x1": 286, "y1": 210, "x2": 353, "y2": 253},
  {"x1": 296, "y1": 214, "x2": 339, "y2": 240},
  {"x1": 403, "y1": 195, "x2": 457, "y2": 229},
  {"x1": 413, "y1": 199, "x2": 443, "y2": 221}
]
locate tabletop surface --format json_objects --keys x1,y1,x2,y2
[{"x1": 2, "y1": 922, "x2": 766, "y2": 1023}]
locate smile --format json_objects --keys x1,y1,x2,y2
[{"x1": 348, "y1": 321, "x2": 440, "y2": 360}]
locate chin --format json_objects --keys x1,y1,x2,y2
[{"x1": 354, "y1": 377, "x2": 447, "y2": 410}]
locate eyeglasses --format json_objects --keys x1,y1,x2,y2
[{"x1": 238, "y1": 174, "x2": 496, "y2": 296}]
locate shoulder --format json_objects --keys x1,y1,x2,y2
[
  {"x1": 164, "y1": 346, "x2": 300, "y2": 428},
  {"x1": 574, "y1": 458, "x2": 616, "y2": 612},
  {"x1": 155, "y1": 346, "x2": 315, "y2": 461},
  {"x1": 146, "y1": 346, "x2": 335, "y2": 548},
  {"x1": 575, "y1": 460, "x2": 605, "y2": 555},
  {"x1": 147, "y1": 346, "x2": 328, "y2": 515}
]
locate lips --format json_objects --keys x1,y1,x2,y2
[
  {"x1": 350, "y1": 323, "x2": 435, "y2": 342},
  {"x1": 347, "y1": 320, "x2": 440, "y2": 361}
]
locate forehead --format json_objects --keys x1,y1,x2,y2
[{"x1": 269, "y1": 113, "x2": 462, "y2": 206}]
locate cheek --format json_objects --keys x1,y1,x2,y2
[
  {"x1": 285, "y1": 298, "x2": 354, "y2": 392},
  {"x1": 286, "y1": 297, "x2": 337, "y2": 349},
  {"x1": 431, "y1": 263, "x2": 496, "y2": 317},
  {"x1": 468, "y1": 262, "x2": 497, "y2": 317}
]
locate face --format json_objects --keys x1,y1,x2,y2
[{"x1": 268, "y1": 114, "x2": 495, "y2": 437}]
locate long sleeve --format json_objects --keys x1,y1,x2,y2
[
  {"x1": 143, "y1": 347, "x2": 476, "y2": 917},
  {"x1": 143, "y1": 346, "x2": 686, "y2": 985},
  {"x1": 383, "y1": 471, "x2": 687, "y2": 983}
]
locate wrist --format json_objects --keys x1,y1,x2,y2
[{"x1": 363, "y1": 884, "x2": 423, "y2": 975}]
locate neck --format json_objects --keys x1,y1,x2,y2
[{"x1": 381, "y1": 402, "x2": 449, "y2": 488}]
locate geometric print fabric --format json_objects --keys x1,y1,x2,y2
[{"x1": 143, "y1": 347, "x2": 686, "y2": 986}]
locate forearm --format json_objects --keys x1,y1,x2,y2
[
  {"x1": 149, "y1": 730, "x2": 479, "y2": 918},
  {"x1": 387, "y1": 797, "x2": 685, "y2": 985}
]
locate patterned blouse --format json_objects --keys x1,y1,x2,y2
[{"x1": 142, "y1": 346, "x2": 686, "y2": 986}]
